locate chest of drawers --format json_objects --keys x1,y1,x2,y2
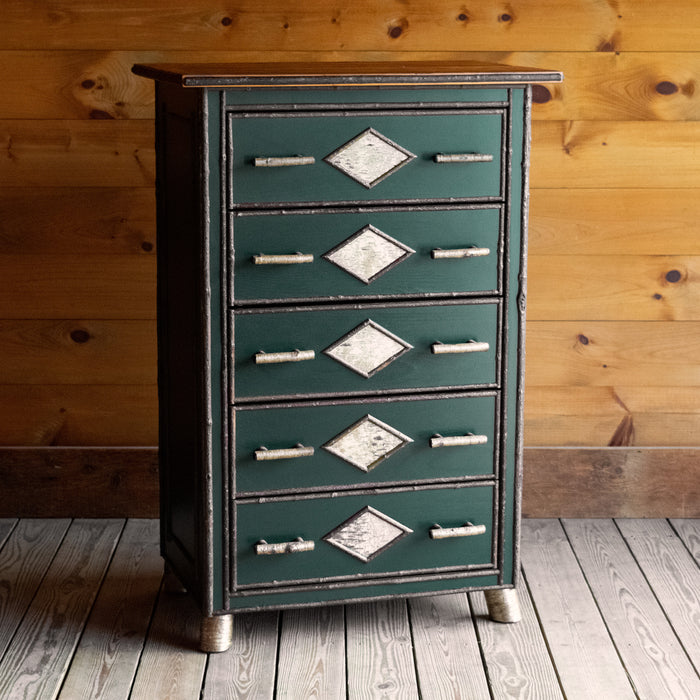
[{"x1": 133, "y1": 61, "x2": 562, "y2": 652}]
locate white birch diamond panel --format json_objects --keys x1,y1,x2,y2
[
  {"x1": 323, "y1": 320, "x2": 412, "y2": 377},
  {"x1": 323, "y1": 225, "x2": 415, "y2": 284},
  {"x1": 323, "y1": 506, "x2": 413, "y2": 562},
  {"x1": 324, "y1": 128, "x2": 416, "y2": 189},
  {"x1": 322, "y1": 415, "x2": 413, "y2": 472}
]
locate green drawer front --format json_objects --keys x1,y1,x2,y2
[
  {"x1": 228, "y1": 110, "x2": 503, "y2": 206},
  {"x1": 232, "y1": 206, "x2": 501, "y2": 303},
  {"x1": 234, "y1": 484, "x2": 495, "y2": 588},
  {"x1": 233, "y1": 301, "x2": 499, "y2": 400},
  {"x1": 235, "y1": 393, "x2": 498, "y2": 495}
]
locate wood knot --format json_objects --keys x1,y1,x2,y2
[
  {"x1": 531, "y1": 85, "x2": 551, "y2": 104},
  {"x1": 388, "y1": 17, "x2": 408, "y2": 39},
  {"x1": 70, "y1": 329, "x2": 91, "y2": 344},
  {"x1": 656, "y1": 81, "x2": 678, "y2": 95}
]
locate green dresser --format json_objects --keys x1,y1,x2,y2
[{"x1": 133, "y1": 61, "x2": 562, "y2": 652}]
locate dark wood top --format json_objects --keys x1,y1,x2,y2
[{"x1": 132, "y1": 61, "x2": 563, "y2": 88}]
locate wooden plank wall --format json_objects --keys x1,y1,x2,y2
[{"x1": 1, "y1": 1, "x2": 698, "y2": 516}]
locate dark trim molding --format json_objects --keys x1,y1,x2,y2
[{"x1": 0, "y1": 446, "x2": 697, "y2": 518}]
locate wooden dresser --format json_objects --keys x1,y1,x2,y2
[{"x1": 132, "y1": 61, "x2": 562, "y2": 652}]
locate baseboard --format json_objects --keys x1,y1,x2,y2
[
  {"x1": 0, "y1": 446, "x2": 697, "y2": 518},
  {"x1": 0, "y1": 447, "x2": 159, "y2": 518},
  {"x1": 522, "y1": 447, "x2": 700, "y2": 518}
]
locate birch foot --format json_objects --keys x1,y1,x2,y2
[
  {"x1": 484, "y1": 588, "x2": 521, "y2": 623},
  {"x1": 200, "y1": 614, "x2": 233, "y2": 652}
]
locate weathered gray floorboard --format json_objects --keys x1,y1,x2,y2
[
  {"x1": 129, "y1": 584, "x2": 207, "y2": 700},
  {"x1": 58, "y1": 519, "x2": 163, "y2": 700},
  {"x1": 0, "y1": 519, "x2": 17, "y2": 547},
  {"x1": 520, "y1": 519, "x2": 636, "y2": 700},
  {"x1": 346, "y1": 598, "x2": 419, "y2": 700},
  {"x1": 409, "y1": 592, "x2": 490, "y2": 699},
  {"x1": 2, "y1": 518, "x2": 696, "y2": 699},
  {"x1": 202, "y1": 611, "x2": 279, "y2": 700},
  {"x1": 617, "y1": 518, "x2": 700, "y2": 675},
  {"x1": 0, "y1": 519, "x2": 124, "y2": 700},
  {"x1": 0, "y1": 519, "x2": 71, "y2": 660},
  {"x1": 470, "y1": 582, "x2": 564, "y2": 699},
  {"x1": 671, "y1": 519, "x2": 700, "y2": 562},
  {"x1": 276, "y1": 605, "x2": 345, "y2": 700},
  {"x1": 564, "y1": 518, "x2": 700, "y2": 700}
]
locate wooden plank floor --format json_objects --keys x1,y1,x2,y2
[{"x1": 0, "y1": 519, "x2": 698, "y2": 699}]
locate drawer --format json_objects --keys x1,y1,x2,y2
[
  {"x1": 233, "y1": 301, "x2": 499, "y2": 400},
  {"x1": 227, "y1": 110, "x2": 504, "y2": 206},
  {"x1": 234, "y1": 393, "x2": 498, "y2": 495},
  {"x1": 234, "y1": 484, "x2": 495, "y2": 588},
  {"x1": 232, "y1": 206, "x2": 502, "y2": 304}
]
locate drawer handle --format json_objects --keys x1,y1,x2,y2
[
  {"x1": 254, "y1": 156, "x2": 315, "y2": 168},
  {"x1": 254, "y1": 349, "x2": 315, "y2": 364},
  {"x1": 431, "y1": 341, "x2": 490, "y2": 354},
  {"x1": 429, "y1": 522, "x2": 487, "y2": 539},
  {"x1": 434, "y1": 153, "x2": 494, "y2": 164},
  {"x1": 255, "y1": 444, "x2": 315, "y2": 461},
  {"x1": 253, "y1": 253, "x2": 314, "y2": 265},
  {"x1": 431, "y1": 247, "x2": 490, "y2": 259},
  {"x1": 430, "y1": 433, "x2": 488, "y2": 448},
  {"x1": 255, "y1": 538, "x2": 315, "y2": 555}
]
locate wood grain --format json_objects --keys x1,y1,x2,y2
[
  {"x1": 0, "y1": 519, "x2": 71, "y2": 658},
  {"x1": 2, "y1": 1, "x2": 700, "y2": 52},
  {"x1": 616, "y1": 519, "x2": 700, "y2": 673},
  {"x1": 0, "y1": 320, "x2": 156, "y2": 384},
  {"x1": 470, "y1": 583, "x2": 564, "y2": 699},
  {"x1": 0, "y1": 447, "x2": 159, "y2": 518},
  {"x1": 671, "y1": 519, "x2": 700, "y2": 563},
  {"x1": 524, "y1": 385, "x2": 700, "y2": 446},
  {"x1": 58, "y1": 519, "x2": 163, "y2": 700},
  {"x1": 525, "y1": 321, "x2": 700, "y2": 386},
  {"x1": 408, "y1": 593, "x2": 490, "y2": 699},
  {"x1": 528, "y1": 255, "x2": 700, "y2": 320},
  {"x1": 202, "y1": 611, "x2": 279, "y2": 700},
  {"x1": 346, "y1": 599, "x2": 419, "y2": 700},
  {"x1": 0, "y1": 120, "x2": 154, "y2": 188},
  {"x1": 520, "y1": 519, "x2": 636, "y2": 700},
  {"x1": 563, "y1": 519, "x2": 700, "y2": 699},
  {"x1": 522, "y1": 448, "x2": 700, "y2": 518},
  {"x1": 0, "y1": 385, "x2": 157, "y2": 446},
  {"x1": 0, "y1": 255, "x2": 155, "y2": 319},
  {"x1": 531, "y1": 120, "x2": 700, "y2": 189},
  {"x1": 530, "y1": 189, "x2": 700, "y2": 256},
  {"x1": 0, "y1": 188, "x2": 155, "y2": 255},
  {"x1": 276, "y1": 606, "x2": 345, "y2": 699},
  {"x1": 129, "y1": 586, "x2": 206, "y2": 699},
  {"x1": 0, "y1": 519, "x2": 124, "y2": 700}
]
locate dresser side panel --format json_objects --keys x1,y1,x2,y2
[{"x1": 155, "y1": 82, "x2": 209, "y2": 604}]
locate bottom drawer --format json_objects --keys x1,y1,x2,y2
[{"x1": 233, "y1": 484, "x2": 496, "y2": 589}]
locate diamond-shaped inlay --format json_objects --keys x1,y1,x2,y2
[
  {"x1": 323, "y1": 415, "x2": 413, "y2": 472},
  {"x1": 323, "y1": 506, "x2": 413, "y2": 562},
  {"x1": 324, "y1": 128, "x2": 416, "y2": 189},
  {"x1": 323, "y1": 320, "x2": 412, "y2": 378},
  {"x1": 323, "y1": 225, "x2": 415, "y2": 284}
]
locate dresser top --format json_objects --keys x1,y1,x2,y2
[{"x1": 132, "y1": 60, "x2": 562, "y2": 88}]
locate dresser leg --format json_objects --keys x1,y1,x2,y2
[
  {"x1": 484, "y1": 588, "x2": 521, "y2": 623},
  {"x1": 200, "y1": 614, "x2": 234, "y2": 653}
]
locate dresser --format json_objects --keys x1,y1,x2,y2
[{"x1": 133, "y1": 61, "x2": 562, "y2": 652}]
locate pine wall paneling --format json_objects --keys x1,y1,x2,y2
[{"x1": 1, "y1": 1, "x2": 698, "y2": 517}]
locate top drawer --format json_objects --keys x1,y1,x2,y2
[{"x1": 227, "y1": 110, "x2": 504, "y2": 207}]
